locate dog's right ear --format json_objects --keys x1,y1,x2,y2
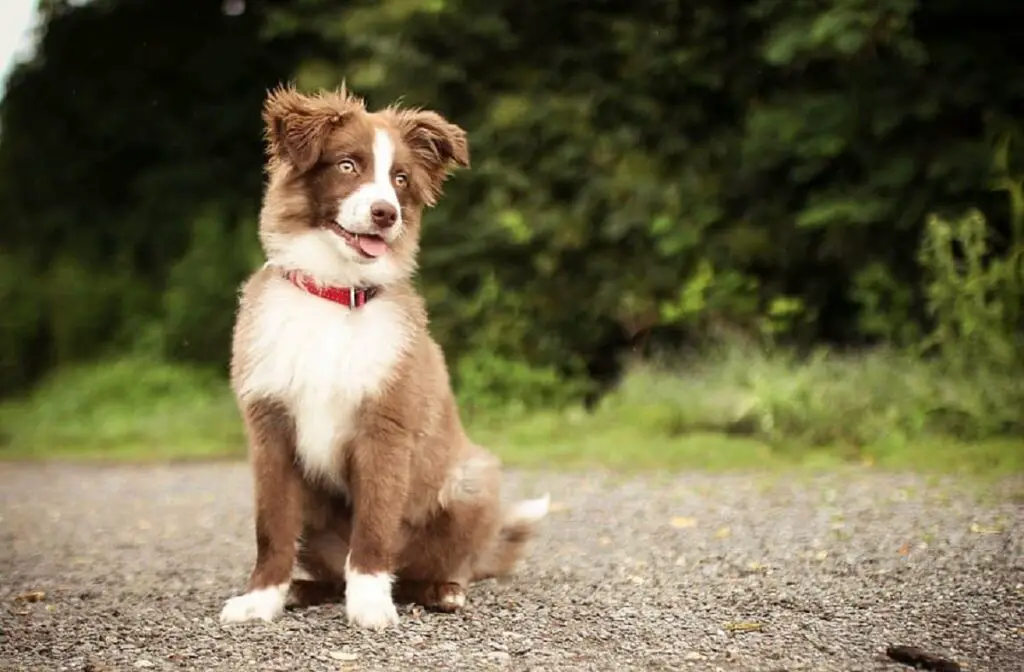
[{"x1": 262, "y1": 84, "x2": 361, "y2": 173}]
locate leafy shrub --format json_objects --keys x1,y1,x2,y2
[
  {"x1": 915, "y1": 127, "x2": 1024, "y2": 374},
  {"x1": 263, "y1": 0, "x2": 1024, "y2": 405},
  {"x1": 603, "y1": 346, "x2": 1024, "y2": 452},
  {"x1": 0, "y1": 356, "x2": 242, "y2": 458},
  {"x1": 0, "y1": 253, "x2": 44, "y2": 394},
  {"x1": 454, "y1": 349, "x2": 587, "y2": 418},
  {"x1": 917, "y1": 208, "x2": 1021, "y2": 372},
  {"x1": 159, "y1": 207, "x2": 263, "y2": 367}
]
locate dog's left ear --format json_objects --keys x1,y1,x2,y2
[{"x1": 398, "y1": 110, "x2": 470, "y2": 205}]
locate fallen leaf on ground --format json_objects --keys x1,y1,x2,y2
[
  {"x1": 598, "y1": 536, "x2": 612, "y2": 546},
  {"x1": 715, "y1": 526, "x2": 731, "y2": 539},
  {"x1": 898, "y1": 542, "x2": 910, "y2": 556},
  {"x1": 969, "y1": 522, "x2": 1003, "y2": 535},
  {"x1": 724, "y1": 621, "x2": 763, "y2": 633},
  {"x1": 670, "y1": 516, "x2": 697, "y2": 529},
  {"x1": 548, "y1": 501, "x2": 569, "y2": 513},
  {"x1": 14, "y1": 591, "x2": 45, "y2": 603},
  {"x1": 885, "y1": 644, "x2": 962, "y2": 672},
  {"x1": 329, "y1": 650, "x2": 359, "y2": 662}
]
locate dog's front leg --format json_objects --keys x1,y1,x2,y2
[
  {"x1": 344, "y1": 438, "x2": 411, "y2": 630},
  {"x1": 220, "y1": 399, "x2": 302, "y2": 624}
]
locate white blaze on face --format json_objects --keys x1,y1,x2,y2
[{"x1": 336, "y1": 128, "x2": 402, "y2": 235}]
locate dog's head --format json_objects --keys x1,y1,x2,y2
[{"x1": 258, "y1": 85, "x2": 469, "y2": 287}]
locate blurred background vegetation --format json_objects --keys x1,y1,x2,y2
[{"x1": 1, "y1": 0, "x2": 1022, "y2": 473}]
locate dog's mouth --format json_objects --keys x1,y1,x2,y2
[{"x1": 325, "y1": 222, "x2": 389, "y2": 259}]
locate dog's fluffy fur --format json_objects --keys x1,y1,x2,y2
[{"x1": 218, "y1": 85, "x2": 549, "y2": 630}]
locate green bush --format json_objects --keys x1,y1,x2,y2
[
  {"x1": 602, "y1": 346, "x2": 1024, "y2": 452},
  {"x1": 160, "y1": 207, "x2": 263, "y2": 366},
  {"x1": 0, "y1": 250, "x2": 153, "y2": 395},
  {"x1": 3, "y1": 351, "x2": 1021, "y2": 475},
  {"x1": 914, "y1": 128, "x2": 1024, "y2": 375},
  {"x1": 260, "y1": 0, "x2": 1024, "y2": 404},
  {"x1": 2, "y1": 0, "x2": 1024, "y2": 432},
  {"x1": 0, "y1": 356, "x2": 243, "y2": 459},
  {"x1": 454, "y1": 349, "x2": 586, "y2": 419},
  {"x1": 918, "y1": 208, "x2": 1021, "y2": 372},
  {"x1": 0, "y1": 0, "x2": 301, "y2": 394},
  {"x1": 0, "y1": 252, "x2": 44, "y2": 395}
]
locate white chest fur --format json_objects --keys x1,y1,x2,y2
[{"x1": 237, "y1": 279, "x2": 409, "y2": 486}]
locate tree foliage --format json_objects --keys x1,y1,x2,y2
[
  {"x1": 0, "y1": 0, "x2": 302, "y2": 392},
  {"x1": 1, "y1": 0, "x2": 1022, "y2": 405},
  {"x1": 268, "y1": 0, "x2": 1024, "y2": 395}
]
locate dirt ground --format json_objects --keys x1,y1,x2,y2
[{"x1": 1, "y1": 462, "x2": 1021, "y2": 671}]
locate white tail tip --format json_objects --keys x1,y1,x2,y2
[{"x1": 508, "y1": 493, "x2": 551, "y2": 524}]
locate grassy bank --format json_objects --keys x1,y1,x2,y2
[{"x1": 1, "y1": 350, "x2": 1022, "y2": 476}]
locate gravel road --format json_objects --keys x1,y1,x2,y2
[{"x1": 1, "y1": 462, "x2": 1021, "y2": 672}]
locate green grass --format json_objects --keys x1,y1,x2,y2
[
  {"x1": 0, "y1": 357, "x2": 244, "y2": 463},
  {"x1": 1, "y1": 350, "x2": 1023, "y2": 476}
]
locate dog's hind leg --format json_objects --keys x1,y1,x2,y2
[
  {"x1": 394, "y1": 579, "x2": 466, "y2": 613},
  {"x1": 287, "y1": 579, "x2": 346, "y2": 608},
  {"x1": 395, "y1": 449, "x2": 546, "y2": 613},
  {"x1": 394, "y1": 493, "x2": 552, "y2": 612}
]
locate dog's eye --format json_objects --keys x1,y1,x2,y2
[
  {"x1": 394, "y1": 172, "x2": 408, "y2": 188},
  {"x1": 339, "y1": 159, "x2": 357, "y2": 174}
]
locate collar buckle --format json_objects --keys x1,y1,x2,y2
[{"x1": 281, "y1": 268, "x2": 377, "y2": 309}]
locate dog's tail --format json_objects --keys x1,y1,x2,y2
[{"x1": 472, "y1": 493, "x2": 551, "y2": 581}]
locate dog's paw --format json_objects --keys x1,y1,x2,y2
[
  {"x1": 219, "y1": 584, "x2": 287, "y2": 624},
  {"x1": 432, "y1": 583, "x2": 466, "y2": 613},
  {"x1": 346, "y1": 590, "x2": 400, "y2": 630},
  {"x1": 345, "y1": 571, "x2": 399, "y2": 630}
]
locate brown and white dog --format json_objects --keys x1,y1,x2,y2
[{"x1": 218, "y1": 85, "x2": 550, "y2": 630}]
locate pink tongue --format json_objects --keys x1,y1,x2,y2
[{"x1": 357, "y1": 235, "x2": 388, "y2": 258}]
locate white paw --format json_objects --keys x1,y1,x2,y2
[
  {"x1": 345, "y1": 559, "x2": 398, "y2": 630},
  {"x1": 346, "y1": 589, "x2": 400, "y2": 630},
  {"x1": 219, "y1": 584, "x2": 287, "y2": 624}
]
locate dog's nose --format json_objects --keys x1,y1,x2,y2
[{"x1": 370, "y1": 201, "x2": 398, "y2": 229}]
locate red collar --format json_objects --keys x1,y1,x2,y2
[{"x1": 283, "y1": 270, "x2": 379, "y2": 308}]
